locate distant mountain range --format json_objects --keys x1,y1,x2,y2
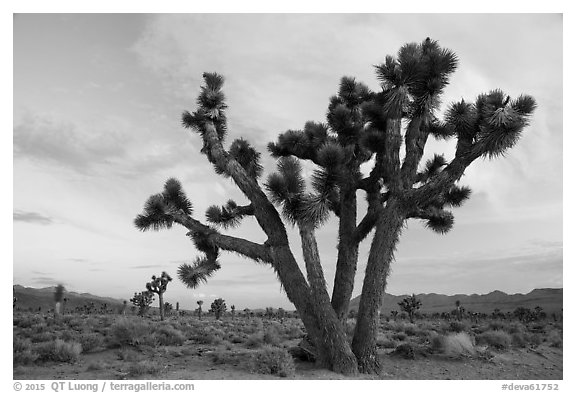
[
  {"x1": 349, "y1": 288, "x2": 563, "y2": 315},
  {"x1": 13, "y1": 285, "x2": 562, "y2": 315},
  {"x1": 13, "y1": 285, "x2": 125, "y2": 312}
]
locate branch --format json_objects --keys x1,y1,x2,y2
[
  {"x1": 400, "y1": 117, "x2": 427, "y2": 187},
  {"x1": 172, "y1": 211, "x2": 273, "y2": 264}
]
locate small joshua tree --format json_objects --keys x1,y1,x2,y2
[
  {"x1": 120, "y1": 300, "x2": 127, "y2": 315},
  {"x1": 146, "y1": 272, "x2": 173, "y2": 321},
  {"x1": 278, "y1": 307, "x2": 286, "y2": 323},
  {"x1": 197, "y1": 300, "x2": 203, "y2": 320},
  {"x1": 164, "y1": 302, "x2": 173, "y2": 316},
  {"x1": 130, "y1": 291, "x2": 154, "y2": 316},
  {"x1": 398, "y1": 294, "x2": 421, "y2": 323},
  {"x1": 210, "y1": 298, "x2": 227, "y2": 320},
  {"x1": 54, "y1": 284, "x2": 65, "y2": 318},
  {"x1": 231, "y1": 304, "x2": 236, "y2": 319},
  {"x1": 455, "y1": 300, "x2": 463, "y2": 321}
]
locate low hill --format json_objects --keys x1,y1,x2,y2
[
  {"x1": 349, "y1": 288, "x2": 563, "y2": 315},
  {"x1": 13, "y1": 285, "x2": 125, "y2": 313}
]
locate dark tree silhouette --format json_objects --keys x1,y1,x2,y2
[
  {"x1": 130, "y1": 291, "x2": 154, "y2": 316},
  {"x1": 134, "y1": 38, "x2": 535, "y2": 374},
  {"x1": 210, "y1": 298, "x2": 227, "y2": 320},
  {"x1": 398, "y1": 294, "x2": 422, "y2": 323},
  {"x1": 146, "y1": 272, "x2": 172, "y2": 321}
]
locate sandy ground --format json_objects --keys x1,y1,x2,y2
[{"x1": 13, "y1": 344, "x2": 562, "y2": 380}]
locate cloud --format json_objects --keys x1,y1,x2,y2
[
  {"x1": 31, "y1": 276, "x2": 66, "y2": 287},
  {"x1": 13, "y1": 210, "x2": 53, "y2": 225},
  {"x1": 14, "y1": 113, "x2": 127, "y2": 171},
  {"x1": 131, "y1": 264, "x2": 165, "y2": 269}
]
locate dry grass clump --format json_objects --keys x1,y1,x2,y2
[
  {"x1": 154, "y1": 325, "x2": 186, "y2": 346},
  {"x1": 13, "y1": 337, "x2": 39, "y2": 365},
  {"x1": 245, "y1": 333, "x2": 264, "y2": 349},
  {"x1": 263, "y1": 325, "x2": 281, "y2": 346},
  {"x1": 127, "y1": 360, "x2": 163, "y2": 377},
  {"x1": 430, "y1": 332, "x2": 476, "y2": 357},
  {"x1": 547, "y1": 330, "x2": 562, "y2": 348},
  {"x1": 476, "y1": 330, "x2": 512, "y2": 350},
  {"x1": 110, "y1": 318, "x2": 155, "y2": 347},
  {"x1": 78, "y1": 333, "x2": 105, "y2": 352},
  {"x1": 36, "y1": 339, "x2": 82, "y2": 363},
  {"x1": 248, "y1": 346, "x2": 296, "y2": 377}
]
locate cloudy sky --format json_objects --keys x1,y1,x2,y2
[{"x1": 13, "y1": 14, "x2": 562, "y2": 310}]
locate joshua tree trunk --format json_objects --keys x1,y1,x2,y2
[
  {"x1": 331, "y1": 185, "x2": 359, "y2": 322},
  {"x1": 158, "y1": 293, "x2": 164, "y2": 321},
  {"x1": 352, "y1": 201, "x2": 405, "y2": 374}
]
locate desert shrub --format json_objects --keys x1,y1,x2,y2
[
  {"x1": 110, "y1": 318, "x2": 154, "y2": 347},
  {"x1": 29, "y1": 331, "x2": 57, "y2": 343},
  {"x1": 229, "y1": 334, "x2": 245, "y2": 344},
  {"x1": 59, "y1": 329, "x2": 80, "y2": 342},
  {"x1": 13, "y1": 337, "x2": 39, "y2": 365},
  {"x1": 36, "y1": 339, "x2": 82, "y2": 363},
  {"x1": 376, "y1": 338, "x2": 397, "y2": 349},
  {"x1": 116, "y1": 348, "x2": 143, "y2": 362},
  {"x1": 476, "y1": 330, "x2": 512, "y2": 350},
  {"x1": 511, "y1": 332, "x2": 528, "y2": 348},
  {"x1": 79, "y1": 333, "x2": 105, "y2": 353},
  {"x1": 154, "y1": 325, "x2": 185, "y2": 346},
  {"x1": 448, "y1": 321, "x2": 467, "y2": 333},
  {"x1": 527, "y1": 332, "x2": 542, "y2": 347},
  {"x1": 284, "y1": 325, "x2": 304, "y2": 340},
  {"x1": 127, "y1": 360, "x2": 162, "y2": 377},
  {"x1": 391, "y1": 332, "x2": 407, "y2": 341},
  {"x1": 263, "y1": 326, "x2": 281, "y2": 346},
  {"x1": 403, "y1": 323, "x2": 418, "y2": 336},
  {"x1": 488, "y1": 321, "x2": 506, "y2": 331},
  {"x1": 15, "y1": 314, "x2": 45, "y2": 329},
  {"x1": 429, "y1": 332, "x2": 476, "y2": 357},
  {"x1": 210, "y1": 350, "x2": 246, "y2": 365},
  {"x1": 189, "y1": 326, "x2": 222, "y2": 345},
  {"x1": 506, "y1": 322, "x2": 527, "y2": 335},
  {"x1": 86, "y1": 361, "x2": 106, "y2": 371},
  {"x1": 245, "y1": 333, "x2": 264, "y2": 349},
  {"x1": 547, "y1": 330, "x2": 562, "y2": 348},
  {"x1": 249, "y1": 346, "x2": 295, "y2": 377}
]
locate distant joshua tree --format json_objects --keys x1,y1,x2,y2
[
  {"x1": 265, "y1": 307, "x2": 274, "y2": 320},
  {"x1": 120, "y1": 300, "x2": 128, "y2": 315},
  {"x1": 164, "y1": 302, "x2": 174, "y2": 316},
  {"x1": 398, "y1": 294, "x2": 421, "y2": 323},
  {"x1": 130, "y1": 291, "x2": 154, "y2": 316},
  {"x1": 231, "y1": 304, "x2": 236, "y2": 319},
  {"x1": 210, "y1": 298, "x2": 227, "y2": 320},
  {"x1": 278, "y1": 307, "x2": 286, "y2": 323},
  {"x1": 54, "y1": 284, "x2": 65, "y2": 318},
  {"x1": 146, "y1": 272, "x2": 172, "y2": 321},
  {"x1": 197, "y1": 300, "x2": 204, "y2": 320},
  {"x1": 455, "y1": 300, "x2": 463, "y2": 321}
]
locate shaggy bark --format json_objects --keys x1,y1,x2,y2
[
  {"x1": 331, "y1": 185, "x2": 359, "y2": 321},
  {"x1": 352, "y1": 200, "x2": 405, "y2": 373}
]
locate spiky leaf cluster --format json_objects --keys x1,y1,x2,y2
[
  {"x1": 375, "y1": 38, "x2": 458, "y2": 120},
  {"x1": 265, "y1": 157, "x2": 332, "y2": 226},
  {"x1": 398, "y1": 294, "x2": 422, "y2": 314},
  {"x1": 134, "y1": 178, "x2": 192, "y2": 232},
  {"x1": 205, "y1": 199, "x2": 249, "y2": 229},
  {"x1": 327, "y1": 77, "x2": 372, "y2": 145},
  {"x1": 177, "y1": 257, "x2": 221, "y2": 289},
  {"x1": 182, "y1": 73, "x2": 228, "y2": 142},
  {"x1": 443, "y1": 90, "x2": 536, "y2": 159},
  {"x1": 228, "y1": 138, "x2": 263, "y2": 178},
  {"x1": 268, "y1": 122, "x2": 332, "y2": 162},
  {"x1": 145, "y1": 271, "x2": 172, "y2": 294}
]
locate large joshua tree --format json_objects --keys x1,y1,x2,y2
[{"x1": 135, "y1": 38, "x2": 535, "y2": 374}]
